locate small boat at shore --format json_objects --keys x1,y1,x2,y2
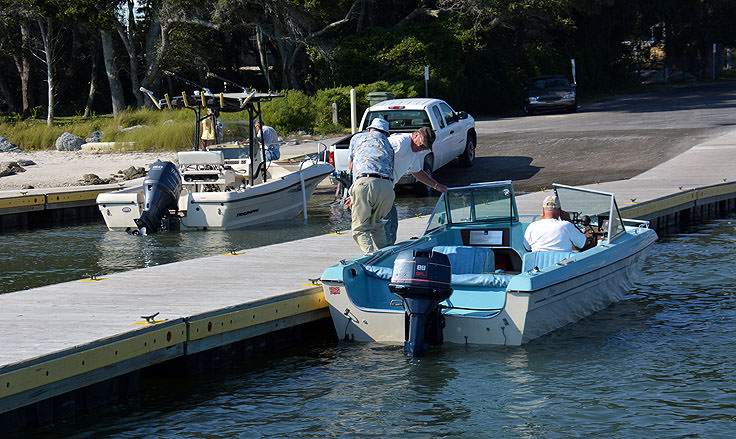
[
  {"x1": 320, "y1": 181, "x2": 657, "y2": 355},
  {"x1": 97, "y1": 149, "x2": 332, "y2": 233},
  {"x1": 96, "y1": 91, "x2": 332, "y2": 234}
]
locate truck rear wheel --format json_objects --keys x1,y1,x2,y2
[
  {"x1": 459, "y1": 136, "x2": 475, "y2": 167},
  {"x1": 414, "y1": 158, "x2": 435, "y2": 197}
]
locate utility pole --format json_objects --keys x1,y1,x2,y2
[{"x1": 424, "y1": 66, "x2": 429, "y2": 97}]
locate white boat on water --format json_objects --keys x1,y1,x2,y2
[
  {"x1": 97, "y1": 149, "x2": 332, "y2": 233},
  {"x1": 96, "y1": 90, "x2": 333, "y2": 234},
  {"x1": 320, "y1": 181, "x2": 657, "y2": 355}
]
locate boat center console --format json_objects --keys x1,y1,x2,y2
[{"x1": 459, "y1": 228, "x2": 522, "y2": 273}]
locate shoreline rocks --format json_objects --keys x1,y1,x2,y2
[
  {"x1": 1, "y1": 161, "x2": 27, "y2": 177},
  {"x1": 78, "y1": 165, "x2": 147, "y2": 185},
  {"x1": 0, "y1": 134, "x2": 20, "y2": 152},
  {"x1": 55, "y1": 132, "x2": 85, "y2": 151}
]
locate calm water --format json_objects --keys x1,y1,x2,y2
[
  {"x1": 6, "y1": 209, "x2": 736, "y2": 438},
  {"x1": 0, "y1": 194, "x2": 433, "y2": 294}
]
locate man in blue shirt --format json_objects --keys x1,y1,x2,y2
[
  {"x1": 255, "y1": 121, "x2": 280, "y2": 161},
  {"x1": 348, "y1": 118, "x2": 395, "y2": 253}
]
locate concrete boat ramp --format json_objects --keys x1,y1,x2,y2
[{"x1": 1, "y1": 130, "x2": 736, "y2": 431}]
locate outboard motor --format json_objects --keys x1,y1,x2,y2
[
  {"x1": 134, "y1": 161, "x2": 182, "y2": 235},
  {"x1": 388, "y1": 250, "x2": 453, "y2": 357}
]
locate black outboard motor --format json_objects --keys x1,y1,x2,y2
[
  {"x1": 388, "y1": 250, "x2": 453, "y2": 357},
  {"x1": 134, "y1": 161, "x2": 182, "y2": 235}
]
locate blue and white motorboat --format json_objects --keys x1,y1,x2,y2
[{"x1": 321, "y1": 181, "x2": 657, "y2": 355}]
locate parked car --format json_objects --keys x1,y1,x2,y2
[
  {"x1": 523, "y1": 75, "x2": 577, "y2": 115},
  {"x1": 328, "y1": 98, "x2": 476, "y2": 196}
]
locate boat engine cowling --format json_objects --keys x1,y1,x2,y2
[
  {"x1": 134, "y1": 161, "x2": 182, "y2": 235},
  {"x1": 388, "y1": 250, "x2": 452, "y2": 357}
]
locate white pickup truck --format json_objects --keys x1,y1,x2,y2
[{"x1": 328, "y1": 98, "x2": 476, "y2": 195}]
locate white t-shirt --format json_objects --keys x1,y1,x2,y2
[
  {"x1": 523, "y1": 218, "x2": 587, "y2": 252},
  {"x1": 389, "y1": 133, "x2": 425, "y2": 183}
]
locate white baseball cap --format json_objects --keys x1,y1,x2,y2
[{"x1": 367, "y1": 118, "x2": 389, "y2": 135}]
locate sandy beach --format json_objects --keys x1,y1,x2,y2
[
  {"x1": 0, "y1": 138, "x2": 336, "y2": 192},
  {"x1": 0, "y1": 150, "x2": 179, "y2": 191}
]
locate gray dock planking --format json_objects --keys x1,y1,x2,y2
[{"x1": 1, "y1": 129, "x2": 736, "y2": 419}]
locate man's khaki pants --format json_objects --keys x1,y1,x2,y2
[{"x1": 349, "y1": 177, "x2": 395, "y2": 253}]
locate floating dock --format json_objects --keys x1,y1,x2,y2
[
  {"x1": 0, "y1": 183, "x2": 130, "y2": 232},
  {"x1": 1, "y1": 130, "x2": 735, "y2": 432}
]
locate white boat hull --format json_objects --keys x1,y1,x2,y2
[
  {"x1": 180, "y1": 165, "x2": 331, "y2": 230},
  {"x1": 96, "y1": 187, "x2": 145, "y2": 231},
  {"x1": 323, "y1": 227, "x2": 655, "y2": 347},
  {"x1": 97, "y1": 162, "x2": 332, "y2": 232}
]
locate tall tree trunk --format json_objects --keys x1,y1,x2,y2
[
  {"x1": 140, "y1": 10, "x2": 167, "y2": 96},
  {"x1": 255, "y1": 26, "x2": 272, "y2": 91},
  {"x1": 116, "y1": 22, "x2": 143, "y2": 108},
  {"x1": 273, "y1": 21, "x2": 290, "y2": 90},
  {"x1": 100, "y1": 29, "x2": 125, "y2": 117},
  {"x1": 13, "y1": 21, "x2": 32, "y2": 117},
  {"x1": 84, "y1": 49, "x2": 98, "y2": 117},
  {"x1": 357, "y1": 0, "x2": 371, "y2": 31},
  {"x1": 38, "y1": 17, "x2": 55, "y2": 126}
]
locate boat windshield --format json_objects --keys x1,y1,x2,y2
[
  {"x1": 425, "y1": 181, "x2": 517, "y2": 233},
  {"x1": 208, "y1": 146, "x2": 251, "y2": 160},
  {"x1": 554, "y1": 184, "x2": 625, "y2": 241}
]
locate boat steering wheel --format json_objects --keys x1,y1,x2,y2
[{"x1": 570, "y1": 213, "x2": 600, "y2": 250}]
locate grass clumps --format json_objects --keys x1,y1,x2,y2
[{"x1": 0, "y1": 80, "x2": 417, "y2": 151}]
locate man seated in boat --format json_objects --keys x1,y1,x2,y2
[
  {"x1": 523, "y1": 195, "x2": 588, "y2": 252},
  {"x1": 255, "y1": 121, "x2": 280, "y2": 161}
]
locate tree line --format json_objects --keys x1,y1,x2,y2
[{"x1": 1, "y1": 0, "x2": 734, "y2": 125}]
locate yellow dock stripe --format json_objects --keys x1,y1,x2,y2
[
  {"x1": 0, "y1": 323, "x2": 187, "y2": 399},
  {"x1": 0, "y1": 195, "x2": 45, "y2": 209},
  {"x1": 622, "y1": 181, "x2": 736, "y2": 218},
  {"x1": 45, "y1": 189, "x2": 108, "y2": 204},
  {"x1": 188, "y1": 289, "x2": 325, "y2": 341}
]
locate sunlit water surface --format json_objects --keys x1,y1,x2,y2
[
  {"x1": 4, "y1": 207, "x2": 735, "y2": 438},
  {"x1": 0, "y1": 194, "x2": 432, "y2": 294}
]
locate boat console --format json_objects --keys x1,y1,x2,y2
[{"x1": 178, "y1": 151, "x2": 237, "y2": 190}]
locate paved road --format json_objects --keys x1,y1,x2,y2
[{"x1": 434, "y1": 81, "x2": 736, "y2": 194}]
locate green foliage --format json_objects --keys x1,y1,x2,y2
[
  {"x1": 258, "y1": 90, "x2": 317, "y2": 134},
  {"x1": 312, "y1": 81, "x2": 420, "y2": 130},
  {"x1": 103, "y1": 108, "x2": 195, "y2": 151}
]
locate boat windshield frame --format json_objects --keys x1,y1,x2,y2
[
  {"x1": 158, "y1": 91, "x2": 284, "y2": 186},
  {"x1": 424, "y1": 181, "x2": 518, "y2": 234},
  {"x1": 553, "y1": 183, "x2": 626, "y2": 242}
]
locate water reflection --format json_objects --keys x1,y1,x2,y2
[{"x1": 0, "y1": 194, "x2": 435, "y2": 294}]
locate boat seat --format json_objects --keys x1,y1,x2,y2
[
  {"x1": 361, "y1": 263, "x2": 513, "y2": 289},
  {"x1": 521, "y1": 251, "x2": 575, "y2": 272},
  {"x1": 432, "y1": 246, "x2": 495, "y2": 274},
  {"x1": 451, "y1": 273, "x2": 513, "y2": 288}
]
